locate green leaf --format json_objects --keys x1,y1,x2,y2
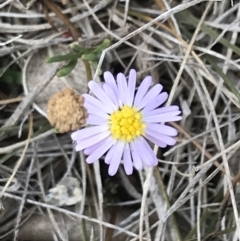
[
  {"x1": 70, "y1": 42, "x2": 91, "y2": 54},
  {"x1": 92, "y1": 39, "x2": 111, "y2": 55},
  {"x1": 46, "y1": 53, "x2": 81, "y2": 63},
  {"x1": 57, "y1": 60, "x2": 78, "y2": 77},
  {"x1": 81, "y1": 53, "x2": 98, "y2": 61}
]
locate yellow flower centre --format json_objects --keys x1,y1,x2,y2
[{"x1": 109, "y1": 105, "x2": 146, "y2": 142}]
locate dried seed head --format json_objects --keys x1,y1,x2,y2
[{"x1": 47, "y1": 88, "x2": 87, "y2": 133}]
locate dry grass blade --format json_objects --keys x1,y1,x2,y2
[
  {"x1": 93, "y1": 0, "x2": 206, "y2": 79},
  {"x1": 0, "y1": 0, "x2": 14, "y2": 9},
  {"x1": 1, "y1": 0, "x2": 240, "y2": 240},
  {"x1": 0, "y1": 114, "x2": 33, "y2": 201},
  {"x1": 93, "y1": 161, "x2": 104, "y2": 241},
  {"x1": 139, "y1": 168, "x2": 153, "y2": 241},
  {"x1": 166, "y1": 2, "x2": 213, "y2": 105},
  {"x1": 3, "y1": 63, "x2": 64, "y2": 128},
  {"x1": 13, "y1": 145, "x2": 35, "y2": 241}
]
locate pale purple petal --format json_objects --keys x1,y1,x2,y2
[
  {"x1": 86, "y1": 115, "x2": 107, "y2": 125},
  {"x1": 133, "y1": 76, "x2": 152, "y2": 107},
  {"x1": 127, "y1": 69, "x2": 136, "y2": 106},
  {"x1": 86, "y1": 136, "x2": 114, "y2": 164},
  {"x1": 143, "y1": 111, "x2": 182, "y2": 123},
  {"x1": 75, "y1": 131, "x2": 111, "y2": 151},
  {"x1": 83, "y1": 94, "x2": 112, "y2": 114},
  {"x1": 88, "y1": 81, "x2": 117, "y2": 111},
  {"x1": 139, "y1": 138, "x2": 158, "y2": 166},
  {"x1": 84, "y1": 102, "x2": 109, "y2": 119},
  {"x1": 134, "y1": 137, "x2": 154, "y2": 166},
  {"x1": 108, "y1": 141, "x2": 125, "y2": 176},
  {"x1": 102, "y1": 83, "x2": 118, "y2": 106},
  {"x1": 144, "y1": 106, "x2": 180, "y2": 116},
  {"x1": 145, "y1": 134, "x2": 167, "y2": 148},
  {"x1": 104, "y1": 71, "x2": 118, "y2": 97},
  {"x1": 123, "y1": 143, "x2": 133, "y2": 175},
  {"x1": 71, "y1": 125, "x2": 109, "y2": 141},
  {"x1": 105, "y1": 145, "x2": 115, "y2": 164},
  {"x1": 130, "y1": 141, "x2": 143, "y2": 170},
  {"x1": 84, "y1": 137, "x2": 108, "y2": 155},
  {"x1": 142, "y1": 92, "x2": 168, "y2": 113},
  {"x1": 117, "y1": 73, "x2": 128, "y2": 105},
  {"x1": 136, "y1": 84, "x2": 163, "y2": 110},
  {"x1": 145, "y1": 128, "x2": 176, "y2": 146},
  {"x1": 146, "y1": 124, "x2": 178, "y2": 136}
]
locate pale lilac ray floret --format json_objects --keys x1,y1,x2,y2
[{"x1": 71, "y1": 69, "x2": 182, "y2": 176}]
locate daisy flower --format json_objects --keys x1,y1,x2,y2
[{"x1": 71, "y1": 69, "x2": 182, "y2": 176}]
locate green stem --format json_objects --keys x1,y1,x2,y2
[{"x1": 83, "y1": 60, "x2": 92, "y2": 81}]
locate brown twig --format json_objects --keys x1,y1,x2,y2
[
  {"x1": 0, "y1": 96, "x2": 24, "y2": 105},
  {"x1": 42, "y1": 3, "x2": 59, "y2": 33},
  {"x1": 41, "y1": 0, "x2": 80, "y2": 41},
  {"x1": 154, "y1": 0, "x2": 177, "y2": 32},
  {"x1": 41, "y1": 0, "x2": 93, "y2": 81}
]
